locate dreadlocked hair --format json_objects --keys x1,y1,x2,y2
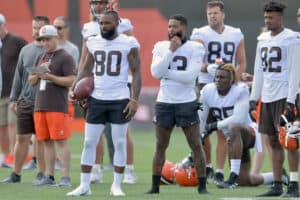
[{"x1": 217, "y1": 63, "x2": 238, "y2": 84}]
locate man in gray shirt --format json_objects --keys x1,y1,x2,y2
[{"x1": 2, "y1": 15, "x2": 50, "y2": 183}]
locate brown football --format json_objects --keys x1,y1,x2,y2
[{"x1": 73, "y1": 76, "x2": 94, "y2": 101}]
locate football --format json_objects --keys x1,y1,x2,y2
[{"x1": 73, "y1": 76, "x2": 94, "y2": 101}]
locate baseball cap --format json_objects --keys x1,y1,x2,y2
[
  {"x1": 0, "y1": 13, "x2": 6, "y2": 25},
  {"x1": 37, "y1": 25, "x2": 58, "y2": 40}
]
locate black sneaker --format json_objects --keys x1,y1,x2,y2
[
  {"x1": 216, "y1": 172, "x2": 239, "y2": 189},
  {"x1": 281, "y1": 181, "x2": 299, "y2": 198},
  {"x1": 1, "y1": 172, "x2": 21, "y2": 183},
  {"x1": 206, "y1": 166, "x2": 214, "y2": 179},
  {"x1": 213, "y1": 172, "x2": 224, "y2": 185},
  {"x1": 256, "y1": 182, "x2": 283, "y2": 197},
  {"x1": 145, "y1": 186, "x2": 159, "y2": 194}
]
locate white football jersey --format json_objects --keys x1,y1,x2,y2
[
  {"x1": 250, "y1": 28, "x2": 300, "y2": 103},
  {"x1": 81, "y1": 18, "x2": 133, "y2": 40},
  {"x1": 200, "y1": 82, "x2": 252, "y2": 133},
  {"x1": 86, "y1": 34, "x2": 140, "y2": 100},
  {"x1": 191, "y1": 25, "x2": 244, "y2": 84},
  {"x1": 152, "y1": 41, "x2": 204, "y2": 103}
]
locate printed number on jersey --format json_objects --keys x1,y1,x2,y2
[
  {"x1": 94, "y1": 50, "x2": 122, "y2": 76},
  {"x1": 261, "y1": 46, "x2": 282, "y2": 73},
  {"x1": 207, "y1": 41, "x2": 235, "y2": 63},
  {"x1": 210, "y1": 106, "x2": 234, "y2": 121},
  {"x1": 168, "y1": 56, "x2": 187, "y2": 71}
]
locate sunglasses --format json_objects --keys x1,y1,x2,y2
[{"x1": 54, "y1": 26, "x2": 66, "y2": 30}]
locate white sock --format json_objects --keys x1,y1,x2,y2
[
  {"x1": 113, "y1": 172, "x2": 123, "y2": 187},
  {"x1": 230, "y1": 159, "x2": 241, "y2": 175},
  {"x1": 206, "y1": 163, "x2": 213, "y2": 168},
  {"x1": 126, "y1": 164, "x2": 134, "y2": 170},
  {"x1": 216, "y1": 169, "x2": 224, "y2": 174},
  {"x1": 93, "y1": 164, "x2": 101, "y2": 170},
  {"x1": 81, "y1": 173, "x2": 90, "y2": 188},
  {"x1": 261, "y1": 172, "x2": 274, "y2": 184},
  {"x1": 290, "y1": 172, "x2": 298, "y2": 182}
]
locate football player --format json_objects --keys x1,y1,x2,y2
[
  {"x1": 146, "y1": 14, "x2": 208, "y2": 195},
  {"x1": 250, "y1": 1, "x2": 300, "y2": 197},
  {"x1": 67, "y1": 10, "x2": 141, "y2": 197},
  {"x1": 201, "y1": 64, "x2": 282, "y2": 189},
  {"x1": 190, "y1": 0, "x2": 247, "y2": 183},
  {"x1": 80, "y1": 0, "x2": 137, "y2": 185}
]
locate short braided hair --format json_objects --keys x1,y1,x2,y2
[{"x1": 217, "y1": 63, "x2": 238, "y2": 84}]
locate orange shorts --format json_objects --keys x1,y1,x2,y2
[
  {"x1": 34, "y1": 112, "x2": 71, "y2": 141},
  {"x1": 68, "y1": 102, "x2": 75, "y2": 119}
]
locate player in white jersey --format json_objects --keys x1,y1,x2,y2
[
  {"x1": 67, "y1": 11, "x2": 141, "y2": 197},
  {"x1": 200, "y1": 63, "x2": 282, "y2": 189},
  {"x1": 190, "y1": 0, "x2": 247, "y2": 184},
  {"x1": 250, "y1": 1, "x2": 300, "y2": 197},
  {"x1": 80, "y1": 0, "x2": 138, "y2": 185},
  {"x1": 146, "y1": 14, "x2": 208, "y2": 195}
]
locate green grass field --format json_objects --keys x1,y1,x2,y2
[{"x1": 0, "y1": 129, "x2": 293, "y2": 200}]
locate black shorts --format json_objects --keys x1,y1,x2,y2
[
  {"x1": 258, "y1": 98, "x2": 285, "y2": 135},
  {"x1": 85, "y1": 97, "x2": 130, "y2": 124},
  {"x1": 16, "y1": 99, "x2": 35, "y2": 135},
  {"x1": 154, "y1": 101, "x2": 200, "y2": 128}
]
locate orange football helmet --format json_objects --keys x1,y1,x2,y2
[
  {"x1": 278, "y1": 116, "x2": 300, "y2": 151},
  {"x1": 160, "y1": 160, "x2": 177, "y2": 185},
  {"x1": 175, "y1": 165, "x2": 198, "y2": 187}
]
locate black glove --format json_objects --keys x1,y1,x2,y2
[
  {"x1": 249, "y1": 100, "x2": 257, "y2": 122},
  {"x1": 283, "y1": 102, "x2": 297, "y2": 122},
  {"x1": 201, "y1": 122, "x2": 218, "y2": 144}
]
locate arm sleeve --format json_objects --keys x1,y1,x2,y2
[
  {"x1": 286, "y1": 43, "x2": 300, "y2": 104},
  {"x1": 199, "y1": 89, "x2": 209, "y2": 134},
  {"x1": 164, "y1": 44, "x2": 204, "y2": 84},
  {"x1": 217, "y1": 90, "x2": 250, "y2": 130},
  {"x1": 10, "y1": 51, "x2": 24, "y2": 101},
  {"x1": 150, "y1": 43, "x2": 173, "y2": 79},
  {"x1": 250, "y1": 45, "x2": 263, "y2": 101}
]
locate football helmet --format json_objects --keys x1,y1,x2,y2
[
  {"x1": 89, "y1": 0, "x2": 110, "y2": 19},
  {"x1": 175, "y1": 165, "x2": 198, "y2": 187},
  {"x1": 180, "y1": 152, "x2": 194, "y2": 168},
  {"x1": 160, "y1": 160, "x2": 177, "y2": 185},
  {"x1": 278, "y1": 115, "x2": 300, "y2": 151}
]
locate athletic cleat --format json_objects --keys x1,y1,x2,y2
[
  {"x1": 216, "y1": 172, "x2": 239, "y2": 189},
  {"x1": 281, "y1": 168, "x2": 289, "y2": 186},
  {"x1": 32, "y1": 172, "x2": 46, "y2": 186},
  {"x1": 66, "y1": 185, "x2": 92, "y2": 196},
  {"x1": 123, "y1": 168, "x2": 137, "y2": 184},
  {"x1": 1, "y1": 172, "x2": 21, "y2": 183},
  {"x1": 58, "y1": 176, "x2": 72, "y2": 187},
  {"x1": 206, "y1": 166, "x2": 214, "y2": 179},
  {"x1": 22, "y1": 159, "x2": 37, "y2": 170},
  {"x1": 256, "y1": 182, "x2": 283, "y2": 197},
  {"x1": 145, "y1": 186, "x2": 159, "y2": 194},
  {"x1": 213, "y1": 172, "x2": 224, "y2": 185},
  {"x1": 281, "y1": 181, "x2": 299, "y2": 198},
  {"x1": 90, "y1": 166, "x2": 103, "y2": 184},
  {"x1": 33, "y1": 176, "x2": 57, "y2": 187},
  {"x1": 110, "y1": 184, "x2": 125, "y2": 196}
]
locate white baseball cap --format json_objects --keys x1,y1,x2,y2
[
  {"x1": 0, "y1": 13, "x2": 6, "y2": 25},
  {"x1": 37, "y1": 25, "x2": 58, "y2": 40}
]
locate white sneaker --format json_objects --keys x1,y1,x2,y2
[
  {"x1": 90, "y1": 167, "x2": 103, "y2": 184},
  {"x1": 66, "y1": 185, "x2": 91, "y2": 196},
  {"x1": 123, "y1": 168, "x2": 137, "y2": 184},
  {"x1": 110, "y1": 184, "x2": 125, "y2": 196}
]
